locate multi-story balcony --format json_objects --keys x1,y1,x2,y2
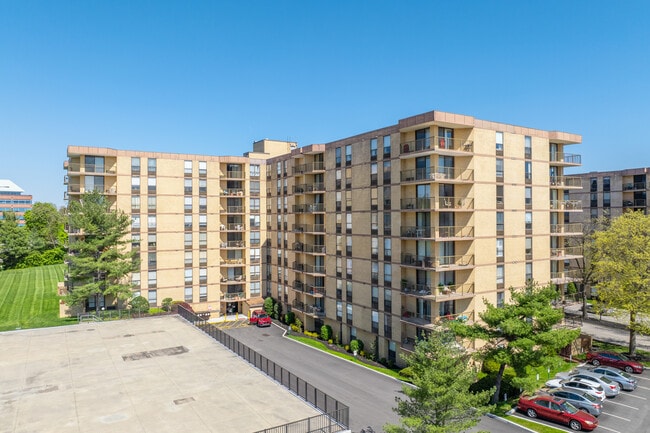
[
  {"x1": 224, "y1": 169, "x2": 244, "y2": 179},
  {"x1": 400, "y1": 136, "x2": 474, "y2": 155},
  {"x1": 219, "y1": 240, "x2": 246, "y2": 248},
  {"x1": 220, "y1": 291, "x2": 246, "y2": 302},
  {"x1": 623, "y1": 182, "x2": 648, "y2": 191},
  {"x1": 623, "y1": 199, "x2": 647, "y2": 208},
  {"x1": 400, "y1": 310, "x2": 475, "y2": 331},
  {"x1": 64, "y1": 162, "x2": 117, "y2": 174},
  {"x1": 550, "y1": 200, "x2": 582, "y2": 211},
  {"x1": 292, "y1": 300, "x2": 325, "y2": 317},
  {"x1": 400, "y1": 167, "x2": 474, "y2": 183},
  {"x1": 550, "y1": 223, "x2": 583, "y2": 236},
  {"x1": 401, "y1": 225, "x2": 474, "y2": 239},
  {"x1": 220, "y1": 275, "x2": 246, "y2": 283},
  {"x1": 220, "y1": 257, "x2": 245, "y2": 265},
  {"x1": 401, "y1": 253, "x2": 474, "y2": 269},
  {"x1": 221, "y1": 188, "x2": 245, "y2": 196},
  {"x1": 550, "y1": 176, "x2": 582, "y2": 188},
  {"x1": 293, "y1": 242, "x2": 326, "y2": 254},
  {"x1": 222, "y1": 204, "x2": 245, "y2": 214},
  {"x1": 549, "y1": 152, "x2": 581, "y2": 166},
  {"x1": 401, "y1": 196, "x2": 474, "y2": 211},
  {"x1": 293, "y1": 223, "x2": 325, "y2": 233},
  {"x1": 550, "y1": 246, "x2": 583, "y2": 259},
  {"x1": 219, "y1": 223, "x2": 245, "y2": 231},
  {"x1": 550, "y1": 269, "x2": 581, "y2": 284},
  {"x1": 293, "y1": 161, "x2": 326, "y2": 175}
]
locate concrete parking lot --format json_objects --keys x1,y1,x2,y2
[
  {"x1": 0, "y1": 316, "x2": 320, "y2": 433},
  {"x1": 510, "y1": 367, "x2": 650, "y2": 433}
]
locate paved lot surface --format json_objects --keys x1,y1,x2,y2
[
  {"x1": 0, "y1": 316, "x2": 320, "y2": 433},
  {"x1": 511, "y1": 366, "x2": 650, "y2": 433},
  {"x1": 226, "y1": 323, "x2": 526, "y2": 433}
]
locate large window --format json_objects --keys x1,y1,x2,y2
[
  {"x1": 496, "y1": 238, "x2": 504, "y2": 259},
  {"x1": 184, "y1": 160, "x2": 192, "y2": 175},
  {"x1": 345, "y1": 145, "x2": 352, "y2": 165},
  {"x1": 496, "y1": 159, "x2": 504, "y2": 179},
  {"x1": 383, "y1": 135, "x2": 391, "y2": 156},
  {"x1": 496, "y1": 131, "x2": 504, "y2": 153},
  {"x1": 370, "y1": 138, "x2": 378, "y2": 159}
]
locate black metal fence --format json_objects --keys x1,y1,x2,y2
[{"x1": 176, "y1": 306, "x2": 349, "y2": 432}]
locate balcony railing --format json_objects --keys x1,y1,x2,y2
[
  {"x1": 550, "y1": 176, "x2": 582, "y2": 188},
  {"x1": 293, "y1": 161, "x2": 326, "y2": 175},
  {"x1": 623, "y1": 199, "x2": 647, "y2": 207},
  {"x1": 550, "y1": 200, "x2": 581, "y2": 211},
  {"x1": 293, "y1": 183, "x2": 326, "y2": 194},
  {"x1": 221, "y1": 188, "x2": 245, "y2": 196},
  {"x1": 401, "y1": 196, "x2": 474, "y2": 211},
  {"x1": 400, "y1": 167, "x2": 474, "y2": 183},
  {"x1": 65, "y1": 162, "x2": 116, "y2": 174},
  {"x1": 293, "y1": 224, "x2": 326, "y2": 233},
  {"x1": 220, "y1": 291, "x2": 246, "y2": 301},
  {"x1": 402, "y1": 254, "x2": 474, "y2": 269},
  {"x1": 293, "y1": 203, "x2": 326, "y2": 213},
  {"x1": 401, "y1": 282, "x2": 474, "y2": 298},
  {"x1": 401, "y1": 225, "x2": 474, "y2": 238},
  {"x1": 623, "y1": 182, "x2": 647, "y2": 191},
  {"x1": 550, "y1": 223, "x2": 583, "y2": 234},
  {"x1": 225, "y1": 170, "x2": 244, "y2": 179},
  {"x1": 550, "y1": 270, "x2": 581, "y2": 283},
  {"x1": 401, "y1": 136, "x2": 474, "y2": 155},
  {"x1": 400, "y1": 310, "x2": 475, "y2": 329},
  {"x1": 549, "y1": 152, "x2": 581, "y2": 165},
  {"x1": 550, "y1": 246, "x2": 583, "y2": 258}
]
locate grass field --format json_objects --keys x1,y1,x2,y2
[{"x1": 0, "y1": 264, "x2": 76, "y2": 331}]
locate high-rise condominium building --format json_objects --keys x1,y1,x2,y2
[
  {"x1": 0, "y1": 179, "x2": 33, "y2": 226},
  {"x1": 65, "y1": 109, "x2": 582, "y2": 364},
  {"x1": 568, "y1": 167, "x2": 649, "y2": 223}
]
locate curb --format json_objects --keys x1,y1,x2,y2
[{"x1": 488, "y1": 412, "x2": 541, "y2": 433}]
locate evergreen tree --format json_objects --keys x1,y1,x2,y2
[
  {"x1": 592, "y1": 211, "x2": 650, "y2": 355},
  {"x1": 64, "y1": 191, "x2": 137, "y2": 311},
  {"x1": 450, "y1": 283, "x2": 580, "y2": 404},
  {"x1": 384, "y1": 331, "x2": 493, "y2": 433},
  {"x1": 0, "y1": 212, "x2": 30, "y2": 270}
]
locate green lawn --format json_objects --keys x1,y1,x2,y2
[{"x1": 0, "y1": 264, "x2": 75, "y2": 331}]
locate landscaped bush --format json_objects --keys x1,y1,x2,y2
[
  {"x1": 350, "y1": 339, "x2": 364, "y2": 354},
  {"x1": 285, "y1": 311, "x2": 295, "y2": 325},
  {"x1": 170, "y1": 300, "x2": 194, "y2": 313},
  {"x1": 399, "y1": 366, "x2": 414, "y2": 379},
  {"x1": 263, "y1": 297, "x2": 275, "y2": 316},
  {"x1": 130, "y1": 296, "x2": 150, "y2": 313},
  {"x1": 320, "y1": 324, "x2": 333, "y2": 341},
  {"x1": 161, "y1": 298, "x2": 173, "y2": 312},
  {"x1": 273, "y1": 301, "x2": 283, "y2": 320},
  {"x1": 149, "y1": 307, "x2": 164, "y2": 314}
]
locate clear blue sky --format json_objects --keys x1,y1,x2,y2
[{"x1": 1, "y1": 1, "x2": 649, "y2": 207}]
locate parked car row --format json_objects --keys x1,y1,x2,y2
[{"x1": 517, "y1": 350, "x2": 644, "y2": 431}]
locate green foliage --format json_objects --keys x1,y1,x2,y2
[
  {"x1": 384, "y1": 331, "x2": 494, "y2": 433},
  {"x1": 320, "y1": 324, "x2": 333, "y2": 341},
  {"x1": 450, "y1": 283, "x2": 580, "y2": 404},
  {"x1": 294, "y1": 317, "x2": 302, "y2": 333},
  {"x1": 130, "y1": 295, "x2": 149, "y2": 312},
  {"x1": 566, "y1": 282, "x2": 577, "y2": 296},
  {"x1": 592, "y1": 211, "x2": 650, "y2": 355},
  {"x1": 64, "y1": 192, "x2": 138, "y2": 311},
  {"x1": 161, "y1": 297, "x2": 173, "y2": 312},
  {"x1": 263, "y1": 297, "x2": 275, "y2": 316},
  {"x1": 0, "y1": 212, "x2": 30, "y2": 269},
  {"x1": 284, "y1": 311, "x2": 295, "y2": 325},
  {"x1": 350, "y1": 338, "x2": 364, "y2": 353},
  {"x1": 273, "y1": 301, "x2": 283, "y2": 320}
]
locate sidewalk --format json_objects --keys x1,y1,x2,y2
[{"x1": 562, "y1": 301, "x2": 650, "y2": 353}]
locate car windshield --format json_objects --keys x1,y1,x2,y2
[
  {"x1": 582, "y1": 392, "x2": 598, "y2": 403},
  {"x1": 258, "y1": 314, "x2": 268, "y2": 318},
  {"x1": 561, "y1": 401, "x2": 579, "y2": 414},
  {"x1": 598, "y1": 376, "x2": 614, "y2": 384},
  {"x1": 619, "y1": 370, "x2": 633, "y2": 379}
]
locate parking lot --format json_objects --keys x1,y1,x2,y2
[{"x1": 510, "y1": 367, "x2": 650, "y2": 432}]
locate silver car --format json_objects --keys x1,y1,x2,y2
[
  {"x1": 543, "y1": 388, "x2": 603, "y2": 416},
  {"x1": 574, "y1": 365, "x2": 638, "y2": 391},
  {"x1": 558, "y1": 371, "x2": 621, "y2": 397}
]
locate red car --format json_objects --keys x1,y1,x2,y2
[
  {"x1": 256, "y1": 312, "x2": 272, "y2": 327},
  {"x1": 586, "y1": 350, "x2": 644, "y2": 374},
  {"x1": 249, "y1": 309, "x2": 264, "y2": 325},
  {"x1": 517, "y1": 395, "x2": 598, "y2": 431}
]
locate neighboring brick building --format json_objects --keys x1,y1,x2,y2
[{"x1": 0, "y1": 179, "x2": 33, "y2": 226}]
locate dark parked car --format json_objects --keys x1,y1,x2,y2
[
  {"x1": 586, "y1": 350, "x2": 644, "y2": 374},
  {"x1": 574, "y1": 365, "x2": 638, "y2": 391},
  {"x1": 517, "y1": 395, "x2": 598, "y2": 431}
]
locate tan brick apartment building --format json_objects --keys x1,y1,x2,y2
[{"x1": 65, "y1": 109, "x2": 582, "y2": 363}]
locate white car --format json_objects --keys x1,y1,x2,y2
[
  {"x1": 545, "y1": 377, "x2": 606, "y2": 401},
  {"x1": 556, "y1": 371, "x2": 620, "y2": 397}
]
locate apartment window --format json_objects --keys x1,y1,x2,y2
[
  {"x1": 345, "y1": 167, "x2": 352, "y2": 189},
  {"x1": 371, "y1": 261, "x2": 379, "y2": 284},
  {"x1": 384, "y1": 238, "x2": 392, "y2": 259},
  {"x1": 184, "y1": 251, "x2": 193, "y2": 266},
  {"x1": 148, "y1": 233, "x2": 156, "y2": 248},
  {"x1": 383, "y1": 263, "x2": 392, "y2": 285},
  {"x1": 590, "y1": 193, "x2": 598, "y2": 208},
  {"x1": 184, "y1": 197, "x2": 192, "y2": 212},
  {"x1": 496, "y1": 265, "x2": 504, "y2": 287},
  {"x1": 199, "y1": 286, "x2": 207, "y2": 302},
  {"x1": 335, "y1": 169, "x2": 342, "y2": 189},
  {"x1": 147, "y1": 215, "x2": 156, "y2": 230},
  {"x1": 371, "y1": 237, "x2": 378, "y2": 258},
  {"x1": 346, "y1": 303, "x2": 353, "y2": 324},
  {"x1": 345, "y1": 190, "x2": 352, "y2": 211},
  {"x1": 346, "y1": 258, "x2": 353, "y2": 279},
  {"x1": 147, "y1": 289, "x2": 157, "y2": 305},
  {"x1": 496, "y1": 185, "x2": 504, "y2": 209},
  {"x1": 371, "y1": 311, "x2": 379, "y2": 333},
  {"x1": 148, "y1": 252, "x2": 157, "y2": 268},
  {"x1": 371, "y1": 212, "x2": 378, "y2": 235},
  {"x1": 131, "y1": 176, "x2": 140, "y2": 193},
  {"x1": 199, "y1": 232, "x2": 207, "y2": 247},
  {"x1": 590, "y1": 177, "x2": 597, "y2": 192},
  {"x1": 250, "y1": 214, "x2": 260, "y2": 228},
  {"x1": 603, "y1": 176, "x2": 610, "y2": 192},
  {"x1": 383, "y1": 212, "x2": 391, "y2": 235},
  {"x1": 184, "y1": 160, "x2": 192, "y2": 176},
  {"x1": 199, "y1": 268, "x2": 207, "y2": 284},
  {"x1": 131, "y1": 234, "x2": 141, "y2": 249},
  {"x1": 383, "y1": 186, "x2": 391, "y2": 209},
  {"x1": 335, "y1": 147, "x2": 342, "y2": 167},
  {"x1": 346, "y1": 213, "x2": 352, "y2": 233},
  {"x1": 131, "y1": 215, "x2": 141, "y2": 230},
  {"x1": 496, "y1": 238, "x2": 504, "y2": 261},
  {"x1": 199, "y1": 197, "x2": 207, "y2": 212},
  {"x1": 250, "y1": 180, "x2": 260, "y2": 196},
  {"x1": 525, "y1": 187, "x2": 532, "y2": 209},
  {"x1": 526, "y1": 262, "x2": 533, "y2": 282},
  {"x1": 148, "y1": 271, "x2": 157, "y2": 287},
  {"x1": 131, "y1": 196, "x2": 140, "y2": 211},
  {"x1": 184, "y1": 233, "x2": 192, "y2": 247},
  {"x1": 184, "y1": 287, "x2": 193, "y2": 302},
  {"x1": 603, "y1": 192, "x2": 611, "y2": 208},
  {"x1": 250, "y1": 198, "x2": 260, "y2": 212},
  {"x1": 590, "y1": 208, "x2": 598, "y2": 219},
  {"x1": 148, "y1": 196, "x2": 156, "y2": 212},
  {"x1": 496, "y1": 212, "x2": 504, "y2": 235},
  {"x1": 199, "y1": 250, "x2": 207, "y2": 266},
  {"x1": 199, "y1": 214, "x2": 207, "y2": 228},
  {"x1": 131, "y1": 157, "x2": 141, "y2": 174},
  {"x1": 345, "y1": 144, "x2": 352, "y2": 166},
  {"x1": 525, "y1": 161, "x2": 532, "y2": 183},
  {"x1": 184, "y1": 215, "x2": 192, "y2": 230},
  {"x1": 250, "y1": 164, "x2": 260, "y2": 178},
  {"x1": 371, "y1": 286, "x2": 379, "y2": 309},
  {"x1": 496, "y1": 159, "x2": 504, "y2": 180},
  {"x1": 335, "y1": 191, "x2": 341, "y2": 212},
  {"x1": 383, "y1": 135, "x2": 391, "y2": 157},
  {"x1": 496, "y1": 131, "x2": 504, "y2": 154},
  {"x1": 383, "y1": 160, "x2": 391, "y2": 184},
  {"x1": 276, "y1": 161, "x2": 282, "y2": 176},
  {"x1": 147, "y1": 158, "x2": 156, "y2": 174},
  {"x1": 524, "y1": 136, "x2": 532, "y2": 159},
  {"x1": 347, "y1": 236, "x2": 353, "y2": 256},
  {"x1": 370, "y1": 162, "x2": 378, "y2": 186},
  {"x1": 198, "y1": 179, "x2": 207, "y2": 195},
  {"x1": 199, "y1": 161, "x2": 207, "y2": 176},
  {"x1": 131, "y1": 272, "x2": 140, "y2": 287},
  {"x1": 346, "y1": 280, "x2": 353, "y2": 302},
  {"x1": 184, "y1": 269, "x2": 193, "y2": 284},
  {"x1": 525, "y1": 212, "x2": 532, "y2": 233},
  {"x1": 370, "y1": 138, "x2": 378, "y2": 160},
  {"x1": 250, "y1": 231, "x2": 260, "y2": 246},
  {"x1": 497, "y1": 291, "x2": 505, "y2": 308},
  {"x1": 336, "y1": 301, "x2": 342, "y2": 320},
  {"x1": 384, "y1": 288, "x2": 392, "y2": 312},
  {"x1": 184, "y1": 179, "x2": 192, "y2": 195},
  {"x1": 525, "y1": 237, "x2": 532, "y2": 260},
  {"x1": 147, "y1": 177, "x2": 156, "y2": 193}
]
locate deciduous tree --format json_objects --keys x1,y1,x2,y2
[
  {"x1": 450, "y1": 284, "x2": 580, "y2": 404},
  {"x1": 592, "y1": 211, "x2": 650, "y2": 356},
  {"x1": 64, "y1": 191, "x2": 137, "y2": 311},
  {"x1": 384, "y1": 331, "x2": 493, "y2": 433}
]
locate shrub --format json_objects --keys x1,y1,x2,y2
[
  {"x1": 399, "y1": 366, "x2": 414, "y2": 379},
  {"x1": 263, "y1": 297, "x2": 275, "y2": 316},
  {"x1": 161, "y1": 298, "x2": 173, "y2": 312},
  {"x1": 328, "y1": 339, "x2": 333, "y2": 345},
  {"x1": 320, "y1": 324, "x2": 333, "y2": 341},
  {"x1": 350, "y1": 339, "x2": 364, "y2": 354},
  {"x1": 344, "y1": 344, "x2": 350, "y2": 352},
  {"x1": 273, "y1": 301, "x2": 283, "y2": 320},
  {"x1": 170, "y1": 300, "x2": 194, "y2": 313},
  {"x1": 149, "y1": 307, "x2": 164, "y2": 314},
  {"x1": 294, "y1": 317, "x2": 302, "y2": 333},
  {"x1": 567, "y1": 282, "x2": 578, "y2": 296},
  {"x1": 130, "y1": 296, "x2": 150, "y2": 312},
  {"x1": 285, "y1": 311, "x2": 295, "y2": 325}
]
